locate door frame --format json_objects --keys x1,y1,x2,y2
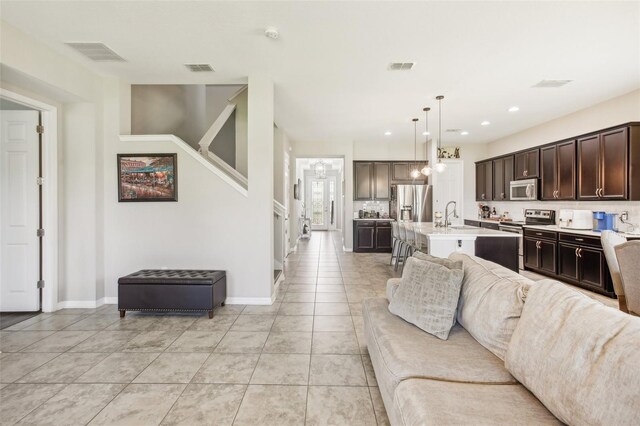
[{"x1": 1, "y1": 88, "x2": 58, "y2": 313}]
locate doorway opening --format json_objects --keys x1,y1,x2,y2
[
  {"x1": 295, "y1": 158, "x2": 344, "y2": 235},
  {"x1": 0, "y1": 89, "x2": 58, "y2": 314}
]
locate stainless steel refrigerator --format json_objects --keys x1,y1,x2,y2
[{"x1": 391, "y1": 184, "x2": 433, "y2": 222}]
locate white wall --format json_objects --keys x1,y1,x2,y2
[
  {"x1": 1, "y1": 21, "x2": 106, "y2": 307},
  {"x1": 2, "y1": 21, "x2": 278, "y2": 306}
]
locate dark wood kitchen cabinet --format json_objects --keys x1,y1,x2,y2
[
  {"x1": 557, "y1": 233, "x2": 612, "y2": 295},
  {"x1": 541, "y1": 140, "x2": 576, "y2": 200},
  {"x1": 492, "y1": 155, "x2": 514, "y2": 201},
  {"x1": 577, "y1": 127, "x2": 628, "y2": 200},
  {"x1": 373, "y1": 163, "x2": 390, "y2": 199},
  {"x1": 523, "y1": 229, "x2": 557, "y2": 275},
  {"x1": 354, "y1": 162, "x2": 373, "y2": 200},
  {"x1": 475, "y1": 160, "x2": 493, "y2": 201},
  {"x1": 514, "y1": 149, "x2": 539, "y2": 180},
  {"x1": 354, "y1": 220, "x2": 393, "y2": 252},
  {"x1": 391, "y1": 162, "x2": 428, "y2": 183},
  {"x1": 354, "y1": 162, "x2": 391, "y2": 201}
]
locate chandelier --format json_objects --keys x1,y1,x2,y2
[{"x1": 313, "y1": 160, "x2": 327, "y2": 179}]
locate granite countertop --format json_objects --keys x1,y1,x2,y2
[
  {"x1": 522, "y1": 224, "x2": 640, "y2": 238},
  {"x1": 409, "y1": 222, "x2": 520, "y2": 239},
  {"x1": 353, "y1": 218, "x2": 395, "y2": 221}
]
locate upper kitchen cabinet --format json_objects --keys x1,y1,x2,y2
[
  {"x1": 391, "y1": 162, "x2": 428, "y2": 183},
  {"x1": 492, "y1": 155, "x2": 514, "y2": 201},
  {"x1": 353, "y1": 161, "x2": 392, "y2": 201},
  {"x1": 577, "y1": 127, "x2": 628, "y2": 200},
  {"x1": 354, "y1": 162, "x2": 373, "y2": 200},
  {"x1": 514, "y1": 149, "x2": 539, "y2": 179},
  {"x1": 373, "y1": 162, "x2": 390, "y2": 199},
  {"x1": 541, "y1": 140, "x2": 576, "y2": 200},
  {"x1": 475, "y1": 160, "x2": 493, "y2": 201}
]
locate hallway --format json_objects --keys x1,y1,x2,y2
[{"x1": 0, "y1": 231, "x2": 396, "y2": 425}]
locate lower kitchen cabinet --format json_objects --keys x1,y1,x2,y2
[
  {"x1": 353, "y1": 220, "x2": 393, "y2": 253},
  {"x1": 525, "y1": 229, "x2": 614, "y2": 296},
  {"x1": 524, "y1": 237, "x2": 557, "y2": 274}
]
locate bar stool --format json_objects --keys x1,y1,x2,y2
[
  {"x1": 390, "y1": 222, "x2": 402, "y2": 266},
  {"x1": 401, "y1": 224, "x2": 417, "y2": 272},
  {"x1": 395, "y1": 222, "x2": 408, "y2": 271}
]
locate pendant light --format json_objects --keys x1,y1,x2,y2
[
  {"x1": 410, "y1": 118, "x2": 421, "y2": 179},
  {"x1": 434, "y1": 95, "x2": 447, "y2": 173},
  {"x1": 421, "y1": 107, "x2": 432, "y2": 176}
]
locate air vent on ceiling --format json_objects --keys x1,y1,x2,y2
[
  {"x1": 389, "y1": 62, "x2": 415, "y2": 71},
  {"x1": 185, "y1": 64, "x2": 215, "y2": 72},
  {"x1": 65, "y1": 43, "x2": 125, "y2": 62},
  {"x1": 532, "y1": 80, "x2": 572, "y2": 88},
  {"x1": 446, "y1": 129, "x2": 462, "y2": 133}
]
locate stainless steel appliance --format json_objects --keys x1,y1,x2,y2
[
  {"x1": 390, "y1": 184, "x2": 433, "y2": 222},
  {"x1": 509, "y1": 178, "x2": 538, "y2": 201},
  {"x1": 498, "y1": 209, "x2": 555, "y2": 271}
]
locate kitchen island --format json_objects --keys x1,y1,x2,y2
[{"x1": 408, "y1": 223, "x2": 521, "y2": 272}]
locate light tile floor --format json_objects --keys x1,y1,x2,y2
[
  {"x1": 0, "y1": 231, "x2": 395, "y2": 425},
  {"x1": 0, "y1": 231, "x2": 618, "y2": 425}
]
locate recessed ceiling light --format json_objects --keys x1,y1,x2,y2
[
  {"x1": 460, "y1": 131, "x2": 469, "y2": 136},
  {"x1": 384, "y1": 131, "x2": 392, "y2": 136},
  {"x1": 265, "y1": 27, "x2": 279, "y2": 39},
  {"x1": 508, "y1": 106, "x2": 520, "y2": 112},
  {"x1": 422, "y1": 131, "x2": 430, "y2": 136},
  {"x1": 480, "y1": 121, "x2": 490, "y2": 126}
]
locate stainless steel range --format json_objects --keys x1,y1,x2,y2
[{"x1": 498, "y1": 209, "x2": 555, "y2": 271}]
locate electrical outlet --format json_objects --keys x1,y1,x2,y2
[{"x1": 621, "y1": 211, "x2": 629, "y2": 222}]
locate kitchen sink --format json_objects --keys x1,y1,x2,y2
[{"x1": 448, "y1": 225, "x2": 476, "y2": 230}]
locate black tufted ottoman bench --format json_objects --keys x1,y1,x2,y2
[{"x1": 118, "y1": 270, "x2": 226, "y2": 318}]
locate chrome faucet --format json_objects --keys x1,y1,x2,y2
[{"x1": 444, "y1": 201, "x2": 458, "y2": 228}]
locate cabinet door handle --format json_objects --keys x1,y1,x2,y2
[
  {"x1": 598, "y1": 188, "x2": 604, "y2": 197},
  {"x1": 578, "y1": 248, "x2": 583, "y2": 258},
  {"x1": 575, "y1": 238, "x2": 584, "y2": 242},
  {"x1": 524, "y1": 170, "x2": 528, "y2": 177},
  {"x1": 482, "y1": 194, "x2": 485, "y2": 200},
  {"x1": 501, "y1": 192, "x2": 505, "y2": 199},
  {"x1": 535, "y1": 232, "x2": 542, "y2": 236},
  {"x1": 575, "y1": 247, "x2": 580, "y2": 258}
]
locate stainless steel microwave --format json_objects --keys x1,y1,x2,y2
[{"x1": 509, "y1": 179, "x2": 538, "y2": 201}]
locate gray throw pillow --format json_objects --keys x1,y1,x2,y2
[{"x1": 389, "y1": 256, "x2": 464, "y2": 340}]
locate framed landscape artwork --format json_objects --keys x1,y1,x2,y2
[{"x1": 117, "y1": 153, "x2": 178, "y2": 202}]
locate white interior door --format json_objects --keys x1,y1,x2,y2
[
  {"x1": 308, "y1": 178, "x2": 329, "y2": 230},
  {"x1": 433, "y1": 160, "x2": 464, "y2": 226},
  {"x1": 1, "y1": 110, "x2": 40, "y2": 311}
]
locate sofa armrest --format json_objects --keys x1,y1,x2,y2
[{"x1": 387, "y1": 278, "x2": 402, "y2": 301}]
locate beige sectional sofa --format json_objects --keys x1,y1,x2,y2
[{"x1": 364, "y1": 253, "x2": 640, "y2": 425}]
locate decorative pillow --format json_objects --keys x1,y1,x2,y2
[{"x1": 388, "y1": 256, "x2": 464, "y2": 340}]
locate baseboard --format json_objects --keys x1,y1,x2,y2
[
  {"x1": 56, "y1": 297, "x2": 118, "y2": 310},
  {"x1": 343, "y1": 246, "x2": 353, "y2": 252},
  {"x1": 225, "y1": 297, "x2": 274, "y2": 305}
]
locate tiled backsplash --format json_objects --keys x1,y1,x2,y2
[
  {"x1": 478, "y1": 200, "x2": 640, "y2": 229},
  {"x1": 353, "y1": 200, "x2": 390, "y2": 217}
]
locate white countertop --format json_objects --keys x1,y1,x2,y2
[
  {"x1": 523, "y1": 224, "x2": 640, "y2": 238},
  {"x1": 408, "y1": 222, "x2": 520, "y2": 239},
  {"x1": 353, "y1": 218, "x2": 394, "y2": 221}
]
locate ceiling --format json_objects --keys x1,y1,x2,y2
[
  {"x1": 1, "y1": 1, "x2": 638, "y2": 146},
  {"x1": 297, "y1": 158, "x2": 344, "y2": 174}
]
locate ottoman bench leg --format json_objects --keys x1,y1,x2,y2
[
  {"x1": 208, "y1": 310, "x2": 214, "y2": 319},
  {"x1": 120, "y1": 310, "x2": 126, "y2": 318}
]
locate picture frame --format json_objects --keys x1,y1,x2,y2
[{"x1": 117, "y1": 153, "x2": 178, "y2": 202}]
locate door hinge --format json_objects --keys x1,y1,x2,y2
[
  {"x1": 36, "y1": 125, "x2": 44, "y2": 134},
  {"x1": 37, "y1": 177, "x2": 44, "y2": 186},
  {"x1": 37, "y1": 228, "x2": 45, "y2": 237},
  {"x1": 37, "y1": 280, "x2": 45, "y2": 288}
]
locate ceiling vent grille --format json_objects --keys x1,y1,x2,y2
[
  {"x1": 532, "y1": 80, "x2": 572, "y2": 88},
  {"x1": 65, "y1": 43, "x2": 125, "y2": 62},
  {"x1": 446, "y1": 129, "x2": 462, "y2": 133},
  {"x1": 389, "y1": 62, "x2": 415, "y2": 71},
  {"x1": 185, "y1": 64, "x2": 215, "y2": 72}
]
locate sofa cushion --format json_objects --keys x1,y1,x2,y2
[
  {"x1": 412, "y1": 251, "x2": 463, "y2": 269},
  {"x1": 389, "y1": 257, "x2": 464, "y2": 340},
  {"x1": 386, "y1": 278, "x2": 401, "y2": 302},
  {"x1": 363, "y1": 297, "x2": 516, "y2": 411},
  {"x1": 449, "y1": 253, "x2": 533, "y2": 360},
  {"x1": 391, "y1": 378, "x2": 560, "y2": 426},
  {"x1": 505, "y1": 279, "x2": 640, "y2": 425}
]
